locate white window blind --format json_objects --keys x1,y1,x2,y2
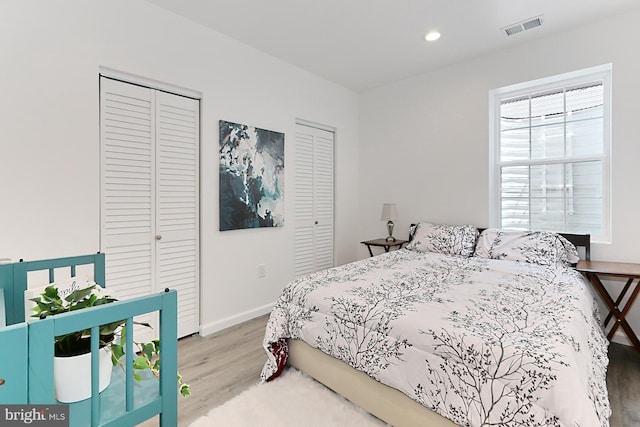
[{"x1": 490, "y1": 65, "x2": 611, "y2": 242}]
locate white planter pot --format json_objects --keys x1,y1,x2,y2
[{"x1": 54, "y1": 346, "x2": 113, "y2": 403}]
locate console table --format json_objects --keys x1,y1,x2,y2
[{"x1": 577, "y1": 260, "x2": 640, "y2": 351}]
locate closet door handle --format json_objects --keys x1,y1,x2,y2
[{"x1": 156, "y1": 235, "x2": 162, "y2": 241}]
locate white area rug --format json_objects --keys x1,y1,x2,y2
[{"x1": 189, "y1": 368, "x2": 388, "y2": 427}]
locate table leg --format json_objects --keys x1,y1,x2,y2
[
  {"x1": 366, "y1": 245, "x2": 374, "y2": 257},
  {"x1": 586, "y1": 272, "x2": 640, "y2": 351},
  {"x1": 614, "y1": 279, "x2": 640, "y2": 344},
  {"x1": 604, "y1": 278, "x2": 634, "y2": 327}
]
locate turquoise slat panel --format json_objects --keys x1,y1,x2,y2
[
  {"x1": 0, "y1": 288, "x2": 6, "y2": 327},
  {"x1": 27, "y1": 316, "x2": 56, "y2": 403},
  {"x1": 1, "y1": 253, "x2": 175, "y2": 426},
  {"x1": 0, "y1": 322, "x2": 28, "y2": 403},
  {"x1": 0, "y1": 265, "x2": 14, "y2": 325},
  {"x1": 0, "y1": 253, "x2": 105, "y2": 325},
  {"x1": 12, "y1": 263, "x2": 27, "y2": 325},
  {"x1": 94, "y1": 253, "x2": 106, "y2": 288},
  {"x1": 159, "y1": 290, "x2": 178, "y2": 426},
  {"x1": 125, "y1": 317, "x2": 134, "y2": 411},
  {"x1": 24, "y1": 254, "x2": 103, "y2": 272},
  {"x1": 90, "y1": 326, "x2": 100, "y2": 427},
  {"x1": 27, "y1": 289, "x2": 177, "y2": 427},
  {"x1": 0, "y1": 262, "x2": 27, "y2": 325}
]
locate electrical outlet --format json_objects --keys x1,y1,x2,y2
[{"x1": 258, "y1": 264, "x2": 266, "y2": 278}]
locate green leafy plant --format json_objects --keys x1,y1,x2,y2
[{"x1": 30, "y1": 282, "x2": 190, "y2": 397}]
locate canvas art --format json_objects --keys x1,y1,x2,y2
[{"x1": 219, "y1": 120, "x2": 285, "y2": 231}]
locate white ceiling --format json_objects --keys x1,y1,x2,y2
[{"x1": 145, "y1": 0, "x2": 640, "y2": 92}]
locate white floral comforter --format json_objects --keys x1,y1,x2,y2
[{"x1": 261, "y1": 249, "x2": 610, "y2": 427}]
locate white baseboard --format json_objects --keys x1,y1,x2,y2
[
  {"x1": 199, "y1": 302, "x2": 274, "y2": 337},
  {"x1": 610, "y1": 329, "x2": 632, "y2": 347}
]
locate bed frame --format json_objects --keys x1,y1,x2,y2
[
  {"x1": 560, "y1": 233, "x2": 591, "y2": 261},
  {"x1": 287, "y1": 228, "x2": 591, "y2": 427},
  {"x1": 0, "y1": 254, "x2": 178, "y2": 427}
]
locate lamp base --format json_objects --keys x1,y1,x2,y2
[{"x1": 386, "y1": 221, "x2": 395, "y2": 242}]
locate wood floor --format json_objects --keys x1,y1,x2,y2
[
  {"x1": 139, "y1": 314, "x2": 268, "y2": 427},
  {"x1": 143, "y1": 314, "x2": 639, "y2": 426},
  {"x1": 607, "y1": 342, "x2": 640, "y2": 426},
  {"x1": 175, "y1": 314, "x2": 269, "y2": 426}
]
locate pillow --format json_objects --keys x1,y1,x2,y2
[
  {"x1": 473, "y1": 229, "x2": 580, "y2": 267},
  {"x1": 406, "y1": 223, "x2": 479, "y2": 257}
]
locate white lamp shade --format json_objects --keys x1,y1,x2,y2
[{"x1": 380, "y1": 203, "x2": 398, "y2": 221}]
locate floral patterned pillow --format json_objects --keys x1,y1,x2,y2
[
  {"x1": 473, "y1": 229, "x2": 580, "y2": 267},
  {"x1": 406, "y1": 223, "x2": 479, "y2": 257}
]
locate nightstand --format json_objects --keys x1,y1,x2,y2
[
  {"x1": 361, "y1": 239, "x2": 408, "y2": 257},
  {"x1": 577, "y1": 260, "x2": 640, "y2": 352}
]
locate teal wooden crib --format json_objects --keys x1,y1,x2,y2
[{"x1": 0, "y1": 254, "x2": 178, "y2": 426}]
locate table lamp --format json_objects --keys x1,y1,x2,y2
[{"x1": 381, "y1": 203, "x2": 398, "y2": 242}]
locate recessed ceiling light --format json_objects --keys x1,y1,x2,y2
[{"x1": 425, "y1": 31, "x2": 441, "y2": 42}]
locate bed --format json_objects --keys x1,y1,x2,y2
[
  {"x1": 0, "y1": 253, "x2": 178, "y2": 427},
  {"x1": 261, "y1": 225, "x2": 610, "y2": 427}
]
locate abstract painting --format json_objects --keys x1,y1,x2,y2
[{"x1": 219, "y1": 120, "x2": 285, "y2": 231}]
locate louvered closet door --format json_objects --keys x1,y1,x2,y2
[
  {"x1": 100, "y1": 79, "x2": 155, "y2": 301},
  {"x1": 294, "y1": 123, "x2": 334, "y2": 277},
  {"x1": 100, "y1": 79, "x2": 156, "y2": 341},
  {"x1": 100, "y1": 77, "x2": 200, "y2": 339},
  {"x1": 155, "y1": 91, "x2": 199, "y2": 338}
]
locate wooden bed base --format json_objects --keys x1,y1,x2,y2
[{"x1": 287, "y1": 339, "x2": 457, "y2": 427}]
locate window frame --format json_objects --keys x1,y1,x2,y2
[{"x1": 489, "y1": 64, "x2": 612, "y2": 243}]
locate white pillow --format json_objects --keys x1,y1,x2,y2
[
  {"x1": 406, "y1": 223, "x2": 479, "y2": 257},
  {"x1": 474, "y1": 229, "x2": 580, "y2": 267}
]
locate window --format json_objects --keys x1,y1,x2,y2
[{"x1": 490, "y1": 64, "x2": 611, "y2": 242}]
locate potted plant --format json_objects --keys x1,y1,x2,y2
[{"x1": 30, "y1": 282, "x2": 190, "y2": 403}]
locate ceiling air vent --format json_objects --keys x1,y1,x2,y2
[
  {"x1": 504, "y1": 24, "x2": 523, "y2": 36},
  {"x1": 503, "y1": 15, "x2": 544, "y2": 36}
]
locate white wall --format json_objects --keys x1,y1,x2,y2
[
  {"x1": 359, "y1": 9, "x2": 640, "y2": 342},
  {"x1": 0, "y1": 1, "x2": 360, "y2": 335},
  {"x1": 4, "y1": 1, "x2": 638, "y2": 343}
]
